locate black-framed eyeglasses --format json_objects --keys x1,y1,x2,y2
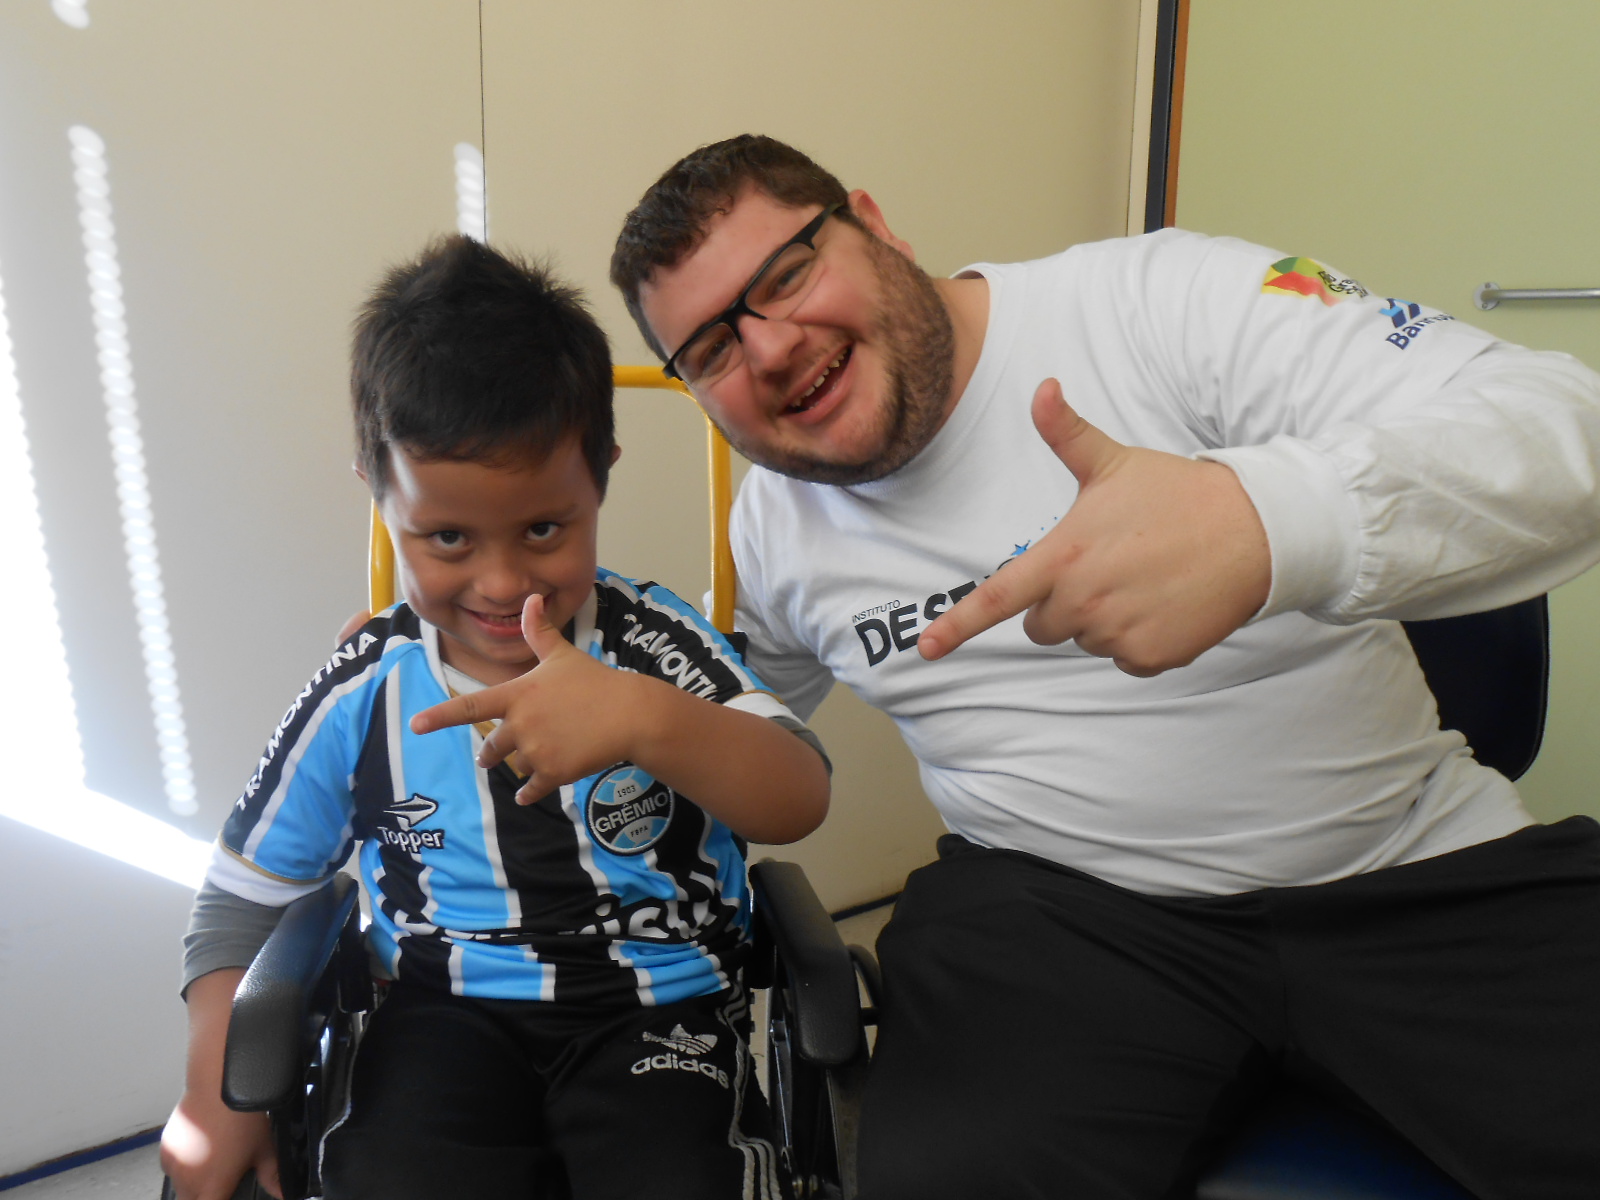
[{"x1": 662, "y1": 202, "x2": 841, "y2": 386}]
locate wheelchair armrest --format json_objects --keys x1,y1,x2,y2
[
  {"x1": 222, "y1": 873, "x2": 361, "y2": 1112},
  {"x1": 750, "y1": 860, "x2": 865, "y2": 1068}
]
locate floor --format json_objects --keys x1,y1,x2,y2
[
  {"x1": 4, "y1": 903, "x2": 895, "y2": 1199},
  {"x1": 0, "y1": 1143, "x2": 164, "y2": 1199}
]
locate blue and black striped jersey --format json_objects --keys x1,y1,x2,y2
[{"x1": 210, "y1": 569, "x2": 807, "y2": 1008}]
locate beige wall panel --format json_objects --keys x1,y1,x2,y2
[
  {"x1": 1176, "y1": 3, "x2": 1600, "y2": 824},
  {"x1": 481, "y1": 0, "x2": 1141, "y2": 908},
  {"x1": 0, "y1": 2, "x2": 482, "y2": 836},
  {"x1": 0, "y1": 1, "x2": 480, "y2": 1170}
]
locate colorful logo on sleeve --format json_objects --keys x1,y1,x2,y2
[
  {"x1": 586, "y1": 765, "x2": 676, "y2": 855},
  {"x1": 1262, "y1": 256, "x2": 1369, "y2": 305}
]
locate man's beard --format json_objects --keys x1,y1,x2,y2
[{"x1": 716, "y1": 236, "x2": 956, "y2": 486}]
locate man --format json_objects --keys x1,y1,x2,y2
[{"x1": 458, "y1": 134, "x2": 1600, "y2": 1197}]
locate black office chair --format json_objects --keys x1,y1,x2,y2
[{"x1": 752, "y1": 597, "x2": 1551, "y2": 1200}]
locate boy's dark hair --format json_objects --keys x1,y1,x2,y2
[
  {"x1": 610, "y1": 135, "x2": 851, "y2": 359},
  {"x1": 353, "y1": 235, "x2": 614, "y2": 498}
]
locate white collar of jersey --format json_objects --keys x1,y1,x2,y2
[{"x1": 571, "y1": 584, "x2": 598, "y2": 651}]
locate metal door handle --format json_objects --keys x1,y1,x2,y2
[{"x1": 1475, "y1": 282, "x2": 1600, "y2": 310}]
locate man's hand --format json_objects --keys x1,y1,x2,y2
[
  {"x1": 918, "y1": 378, "x2": 1271, "y2": 677},
  {"x1": 410, "y1": 595, "x2": 636, "y2": 804},
  {"x1": 335, "y1": 609, "x2": 372, "y2": 646}
]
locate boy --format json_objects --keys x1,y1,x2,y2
[{"x1": 160, "y1": 235, "x2": 830, "y2": 1200}]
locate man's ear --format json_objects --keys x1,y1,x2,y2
[
  {"x1": 847, "y1": 189, "x2": 915, "y2": 259},
  {"x1": 353, "y1": 461, "x2": 368, "y2": 484}
]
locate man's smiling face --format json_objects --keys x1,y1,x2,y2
[{"x1": 639, "y1": 189, "x2": 956, "y2": 486}]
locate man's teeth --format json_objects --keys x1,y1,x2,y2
[{"x1": 793, "y1": 352, "x2": 847, "y2": 409}]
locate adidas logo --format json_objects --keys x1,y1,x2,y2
[
  {"x1": 630, "y1": 1025, "x2": 729, "y2": 1088},
  {"x1": 641, "y1": 1024, "x2": 718, "y2": 1056}
]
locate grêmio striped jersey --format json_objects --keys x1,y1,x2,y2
[{"x1": 208, "y1": 569, "x2": 814, "y2": 1008}]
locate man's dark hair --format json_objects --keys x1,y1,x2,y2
[
  {"x1": 352, "y1": 235, "x2": 614, "y2": 498},
  {"x1": 610, "y1": 135, "x2": 851, "y2": 358}
]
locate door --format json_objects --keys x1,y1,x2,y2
[{"x1": 1176, "y1": 2, "x2": 1600, "y2": 823}]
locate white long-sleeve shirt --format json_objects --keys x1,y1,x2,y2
[{"x1": 728, "y1": 230, "x2": 1600, "y2": 897}]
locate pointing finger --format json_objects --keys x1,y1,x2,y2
[
  {"x1": 410, "y1": 691, "x2": 492, "y2": 735},
  {"x1": 917, "y1": 553, "x2": 1054, "y2": 660}
]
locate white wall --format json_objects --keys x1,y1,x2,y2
[
  {"x1": 0, "y1": 2, "x2": 480, "y2": 1174},
  {"x1": 0, "y1": 819, "x2": 194, "y2": 1172},
  {"x1": 0, "y1": 1, "x2": 1142, "y2": 1172}
]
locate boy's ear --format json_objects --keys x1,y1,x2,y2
[{"x1": 610, "y1": 444, "x2": 622, "y2": 466}]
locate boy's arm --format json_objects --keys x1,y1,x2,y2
[
  {"x1": 160, "y1": 967, "x2": 282, "y2": 1200},
  {"x1": 412, "y1": 596, "x2": 830, "y2": 844}
]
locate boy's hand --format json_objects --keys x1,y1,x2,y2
[
  {"x1": 411, "y1": 595, "x2": 639, "y2": 804},
  {"x1": 162, "y1": 969, "x2": 282, "y2": 1200},
  {"x1": 160, "y1": 1093, "x2": 280, "y2": 1200}
]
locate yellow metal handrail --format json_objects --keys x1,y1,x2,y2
[{"x1": 367, "y1": 365, "x2": 736, "y2": 634}]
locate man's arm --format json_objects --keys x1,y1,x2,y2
[
  {"x1": 922, "y1": 237, "x2": 1600, "y2": 675},
  {"x1": 1211, "y1": 342, "x2": 1600, "y2": 624},
  {"x1": 412, "y1": 596, "x2": 830, "y2": 843}
]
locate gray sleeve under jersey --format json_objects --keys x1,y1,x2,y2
[
  {"x1": 772, "y1": 713, "x2": 832, "y2": 776},
  {"x1": 181, "y1": 877, "x2": 284, "y2": 998}
]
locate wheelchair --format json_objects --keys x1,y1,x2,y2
[{"x1": 171, "y1": 367, "x2": 1551, "y2": 1200}]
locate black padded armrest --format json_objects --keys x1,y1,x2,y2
[
  {"x1": 222, "y1": 874, "x2": 359, "y2": 1112},
  {"x1": 1401, "y1": 596, "x2": 1549, "y2": 781},
  {"x1": 750, "y1": 860, "x2": 863, "y2": 1067}
]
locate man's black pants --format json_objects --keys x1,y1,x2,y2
[{"x1": 857, "y1": 818, "x2": 1600, "y2": 1200}]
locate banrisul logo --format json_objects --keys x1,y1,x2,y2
[
  {"x1": 377, "y1": 793, "x2": 446, "y2": 853},
  {"x1": 586, "y1": 765, "x2": 675, "y2": 855},
  {"x1": 1380, "y1": 297, "x2": 1454, "y2": 350}
]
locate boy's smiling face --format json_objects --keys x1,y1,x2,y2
[{"x1": 375, "y1": 436, "x2": 610, "y2": 686}]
